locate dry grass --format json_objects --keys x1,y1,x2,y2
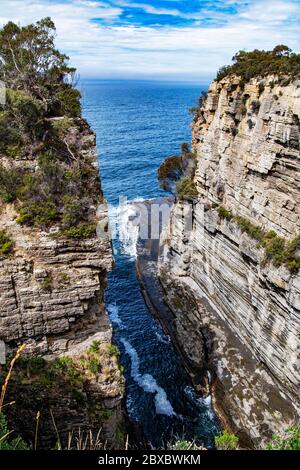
[
  {"x1": 0, "y1": 343, "x2": 27, "y2": 412},
  {"x1": 67, "y1": 428, "x2": 105, "y2": 450}
]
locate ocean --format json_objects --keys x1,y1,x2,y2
[{"x1": 81, "y1": 79, "x2": 219, "y2": 448}]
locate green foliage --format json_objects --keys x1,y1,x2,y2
[
  {"x1": 215, "y1": 430, "x2": 238, "y2": 450},
  {"x1": 169, "y1": 440, "x2": 203, "y2": 450},
  {"x1": 0, "y1": 18, "x2": 99, "y2": 235},
  {"x1": 0, "y1": 165, "x2": 22, "y2": 202},
  {"x1": 158, "y1": 142, "x2": 197, "y2": 194},
  {"x1": 62, "y1": 195, "x2": 87, "y2": 228},
  {"x1": 0, "y1": 17, "x2": 80, "y2": 117},
  {"x1": 216, "y1": 45, "x2": 300, "y2": 82},
  {"x1": 0, "y1": 230, "x2": 13, "y2": 255},
  {"x1": 176, "y1": 177, "x2": 198, "y2": 200},
  {"x1": 262, "y1": 235, "x2": 300, "y2": 269},
  {"x1": 158, "y1": 156, "x2": 183, "y2": 191},
  {"x1": 89, "y1": 341, "x2": 101, "y2": 354},
  {"x1": 217, "y1": 206, "x2": 233, "y2": 221},
  {"x1": 16, "y1": 200, "x2": 57, "y2": 226},
  {"x1": 55, "y1": 87, "x2": 81, "y2": 117},
  {"x1": 52, "y1": 356, "x2": 84, "y2": 389},
  {"x1": 108, "y1": 344, "x2": 119, "y2": 357},
  {"x1": 215, "y1": 207, "x2": 299, "y2": 272},
  {"x1": 267, "y1": 425, "x2": 300, "y2": 450},
  {"x1": 235, "y1": 215, "x2": 264, "y2": 241},
  {"x1": 50, "y1": 117, "x2": 73, "y2": 133},
  {"x1": 40, "y1": 275, "x2": 53, "y2": 291},
  {"x1": 0, "y1": 412, "x2": 29, "y2": 450},
  {"x1": 60, "y1": 223, "x2": 96, "y2": 239}
]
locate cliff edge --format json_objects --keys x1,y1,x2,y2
[
  {"x1": 159, "y1": 70, "x2": 300, "y2": 447},
  {"x1": 0, "y1": 18, "x2": 123, "y2": 449}
]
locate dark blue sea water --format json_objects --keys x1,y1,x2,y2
[{"x1": 81, "y1": 80, "x2": 219, "y2": 448}]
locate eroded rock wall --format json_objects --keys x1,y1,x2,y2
[
  {"x1": 159, "y1": 77, "x2": 300, "y2": 447},
  {"x1": 0, "y1": 119, "x2": 124, "y2": 448}
]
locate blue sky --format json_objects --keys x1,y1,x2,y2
[{"x1": 1, "y1": 0, "x2": 300, "y2": 81}]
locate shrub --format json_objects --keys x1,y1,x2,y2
[
  {"x1": 215, "y1": 430, "x2": 238, "y2": 450},
  {"x1": 157, "y1": 156, "x2": 183, "y2": 191},
  {"x1": 40, "y1": 275, "x2": 53, "y2": 291},
  {"x1": 60, "y1": 223, "x2": 96, "y2": 239},
  {"x1": 0, "y1": 18, "x2": 99, "y2": 234},
  {"x1": 55, "y1": 86, "x2": 81, "y2": 118},
  {"x1": 52, "y1": 356, "x2": 84, "y2": 389},
  {"x1": 286, "y1": 260, "x2": 300, "y2": 274},
  {"x1": 0, "y1": 413, "x2": 29, "y2": 450},
  {"x1": 176, "y1": 177, "x2": 198, "y2": 200},
  {"x1": 87, "y1": 356, "x2": 100, "y2": 376},
  {"x1": 0, "y1": 230, "x2": 13, "y2": 255},
  {"x1": 215, "y1": 208, "x2": 299, "y2": 273},
  {"x1": 89, "y1": 341, "x2": 101, "y2": 354},
  {"x1": 267, "y1": 425, "x2": 300, "y2": 450},
  {"x1": 216, "y1": 46, "x2": 300, "y2": 82},
  {"x1": 62, "y1": 195, "x2": 87, "y2": 227},
  {"x1": 0, "y1": 164, "x2": 22, "y2": 202},
  {"x1": 108, "y1": 344, "x2": 119, "y2": 357},
  {"x1": 217, "y1": 206, "x2": 233, "y2": 221},
  {"x1": 235, "y1": 215, "x2": 264, "y2": 241},
  {"x1": 262, "y1": 235, "x2": 286, "y2": 266},
  {"x1": 16, "y1": 200, "x2": 58, "y2": 226},
  {"x1": 169, "y1": 440, "x2": 204, "y2": 450}
]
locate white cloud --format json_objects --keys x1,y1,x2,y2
[{"x1": 0, "y1": 0, "x2": 299, "y2": 81}]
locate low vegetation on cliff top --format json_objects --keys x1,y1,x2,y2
[
  {"x1": 0, "y1": 18, "x2": 101, "y2": 240},
  {"x1": 217, "y1": 206, "x2": 300, "y2": 273},
  {"x1": 216, "y1": 45, "x2": 300, "y2": 83}
]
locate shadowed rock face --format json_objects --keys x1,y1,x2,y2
[
  {"x1": 0, "y1": 119, "x2": 124, "y2": 449},
  {"x1": 158, "y1": 76, "x2": 300, "y2": 448}
]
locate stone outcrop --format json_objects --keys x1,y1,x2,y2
[
  {"x1": 0, "y1": 119, "x2": 124, "y2": 448},
  {"x1": 158, "y1": 76, "x2": 300, "y2": 448}
]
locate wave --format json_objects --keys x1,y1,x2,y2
[
  {"x1": 107, "y1": 303, "x2": 125, "y2": 329},
  {"x1": 184, "y1": 386, "x2": 215, "y2": 420},
  {"x1": 153, "y1": 326, "x2": 171, "y2": 344},
  {"x1": 120, "y1": 337, "x2": 175, "y2": 417},
  {"x1": 109, "y1": 198, "x2": 146, "y2": 258}
]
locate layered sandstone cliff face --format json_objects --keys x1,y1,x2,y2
[
  {"x1": 0, "y1": 119, "x2": 124, "y2": 448},
  {"x1": 159, "y1": 76, "x2": 300, "y2": 447}
]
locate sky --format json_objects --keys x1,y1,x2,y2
[{"x1": 1, "y1": 0, "x2": 300, "y2": 82}]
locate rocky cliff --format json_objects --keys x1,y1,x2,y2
[
  {"x1": 0, "y1": 118, "x2": 124, "y2": 449},
  {"x1": 158, "y1": 76, "x2": 300, "y2": 447}
]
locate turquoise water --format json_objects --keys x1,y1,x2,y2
[{"x1": 81, "y1": 80, "x2": 219, "y2": 448}]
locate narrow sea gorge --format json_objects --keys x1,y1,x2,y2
[{"x1": 81, "y1": 80, "x2": 219, "y2": 448}]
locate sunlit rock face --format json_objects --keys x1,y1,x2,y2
[
  {"x1": 159, "y1": 76, "x2": 300, "y2": 448},
  {"x1": 0, "y1": 119, "x2": 124, "y2": 449}
]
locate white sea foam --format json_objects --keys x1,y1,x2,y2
[
  {"x1": 107, "y1": 303, "x2": 125, "y2": 329},
  {"x1": 153, "y1": 328, "x2": 171, "y2": 344},
  {"x1": 184, "y1": 385, "x2": 214, "y2": 419},
  {"x1": 120, "y1": 337, "x2": 175, "y2": 417},
  {"x1": 109, "y1": 199, "x2": 146, "y2": 258}
]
